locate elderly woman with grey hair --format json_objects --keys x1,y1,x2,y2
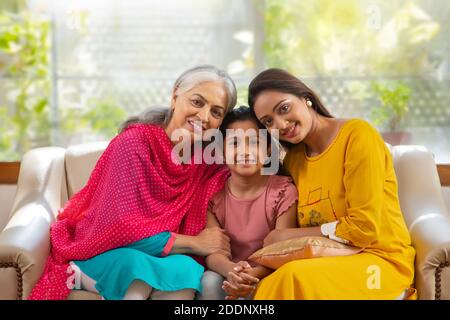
[{"x1": 29, "y1": 65, "x2": 237, "y2": 300}]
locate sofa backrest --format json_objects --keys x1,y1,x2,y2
[
  {"x1": 63, "y1": 142, "x2": 448, "y2": 230},
  {"x1": 65, "y1": 141, "x2": 109, "y2": 198}
]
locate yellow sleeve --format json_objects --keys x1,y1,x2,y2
[{"x1": 335, "y1": 121, "x2": 386, "y2": 248}]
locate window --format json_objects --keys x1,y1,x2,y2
[
  {"x1": 1, "y1": 0, "x2": 449, "y2": 163},
  {"x1": 0, "y1": 0, "x2": 261, "y2": 159},
  {"x1": 262, "y1": 0, "x2": 450, "y2": 163}
]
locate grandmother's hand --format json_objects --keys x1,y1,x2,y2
[{"x1": 194, "y1": 227, "x2": 231, "y2": 258}]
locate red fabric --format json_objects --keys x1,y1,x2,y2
[{"x1": 28, "y1": 124, "x2": 229, "y2": 300}]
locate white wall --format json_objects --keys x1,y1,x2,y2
[{"x1": 0, "y1": 184, "x2": 17, "y2": 231}]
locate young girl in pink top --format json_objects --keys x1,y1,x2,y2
[{"x1": 199, "y1": 106, "x2": 298, "y2": 300}]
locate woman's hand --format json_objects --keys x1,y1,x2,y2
[{"x1": 193, "y1": 227, "x2": 231, "y2": 258}]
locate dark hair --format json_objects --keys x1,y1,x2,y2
[
  {"x1": 248, "y1": 68, "x2": 333, "y2": 119},
  {"x1": 219, "y1": 105, "x2": 265, "y2": 137}
]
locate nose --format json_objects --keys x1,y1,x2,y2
[
  {"x1": 244, "y1": 139, "x2": 251, "y2": 156},
  {"x1": 274, "y1": 117, "x2": 288, "y2": 131},
  {"x1": 196, "y1": 107, "x2": 210, "y2": 123},
  {"x1": 236, "y1": 138, "x2": 252, "y2": 161}
]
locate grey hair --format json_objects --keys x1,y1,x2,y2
[{"x1": 119, "y1": 65, "x2": 237, "y2": 133}]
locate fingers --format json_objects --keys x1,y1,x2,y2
[
  {"x1": 223, "y1": 280, "x2": 239, "y2": 292},
  {"x1": 225, "y1": 275, "x2": 256, "y2": 293},
  {"x1": 235, "y1": 261, "x2": 252, "y2": 269},
  {"x1": 239, "y1": 272, "x2": 259, "y2": 285},
  {"x1": 222, "y1": 281, "x2": 255, "y2": 299},
  {"x1": 210, "y1": 227, "x2": 231, "y2": 244},
  {"x1": 221, "y1": 238, "x2": 231, "y2": 252},
  {"x1": 208, "y1": 229, "x2": 231, "y2": 253},
  {"x1": 228, "y1": 271, "x2": 244, "y2": 285},
  {"x1": 232, "y1": 262, "x2": 259, "y2": 285}
]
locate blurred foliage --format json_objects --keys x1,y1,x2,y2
[
  {"x1": 0, "y1": 10, "x2": 127, "y2": 160},
  {"x1": 60, "y1": 98, "x2": 128, "y2": 141},
  {"x1": 236, "y1": 85, "x2": 249, "y2": 108},
  {"x1": 263, "y1": 0, "x2": 445, "y2": 133},
  {"x1": 263, "y1": 0, "x2": 441, "y2": 76},
  {"x1": 370, "y1": 81, "x2": 411, "y2": 132},
  {"x1": 0, "y1": 11, "x2": 51, "y2": 160}
]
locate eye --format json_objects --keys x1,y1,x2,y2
[
  {"x1": 191, "y1": 99, "x2": 203, "y2": 107},
  {"x1": 211, "y1": 108, "x2": 223, "y2": 119},
  {"x1": 263, "y1": 118, "x2": 273, "y2": 127},
  {"x1": 280, "y1": 104, "x2": 289, "y2": 113}
]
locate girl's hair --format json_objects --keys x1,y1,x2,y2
[
  {"x1": 219, "y1": 105, "x2": 265, "y2": 137},
  {"x1": 120, "y1": 65, "x2": 237, "y2": 132},
  {"x1": 248, "y1": 68, "x2": 333, "y2": 119}
]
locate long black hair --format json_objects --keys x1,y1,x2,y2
[{"x1": 248, "y1": 68, "x2": 333, "y2": 119}]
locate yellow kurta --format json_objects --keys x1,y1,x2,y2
[{"x1": 254, "y1": 119, "x2": 416, "y2": 300}]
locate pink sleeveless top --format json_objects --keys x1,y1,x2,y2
[{"x1": 209, "y1": 175, "x2": 298, "y2": 265}]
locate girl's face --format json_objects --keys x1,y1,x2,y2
[
  {"x1": 224, "y1": 119, "x2": 269, "y2": 177},
  {"x1": 253, "y1": 90, "x2": 314, "y2": 144},
  {"x1": 166, "y1": 81, "x2": 228, "y2": 142}
]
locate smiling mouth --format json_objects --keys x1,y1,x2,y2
[
  {"x1": 188, "y1": 120, "x2": 205, "y2": 131},
  {"x1": 282, "y1": 123, "x2": 297, "y2": 138}
]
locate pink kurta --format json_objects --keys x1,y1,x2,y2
[{"x1": 209, "y1": 175, "x2": 298, "y2": 265}]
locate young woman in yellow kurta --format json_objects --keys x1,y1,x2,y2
[{"x1": 245, "y1": 68, "x2": 416, "y2": 300}]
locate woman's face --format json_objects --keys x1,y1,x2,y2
[
  {"x1": 224, "y1": 119, "x2": 268, "y2": 177},
  {"x1": 167, "y1": 81, "x2": 228, "y2": 141},
  {"x1": 253, "y1": 90, "x2": 313, "y2": 144}
]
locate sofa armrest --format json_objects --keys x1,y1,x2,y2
[
  {"x1": 0, "y1": 205, "x2": 54, "y2": 299},
  {"x1": 0, "y1": 147, "x2": 66, "y2": 299},
  {"x1": 392, "y1": 145, "x2": 450, "y2": 299},
  {"x1": 409, "y1": 213, "x2": 450, "y2": 300}
]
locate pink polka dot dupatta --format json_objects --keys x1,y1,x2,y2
[{"x1": 28, "y1": 124, "x2": 229, "y2": 300}]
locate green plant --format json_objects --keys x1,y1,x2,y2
[
  {"x1": 370, "y1": 81, "x2": 411, "y2": 132},
  {"x1": 263, "y1": 0, "x2": 441, "y2": 77},
  {"x1": 236, "y1": 85, "x2": 249, "y2": 108},
  {"x1": 83, "y1": 98, "x2": 128, "y2": 138},
  {"x1": 0, "y1": 11, "x2": 51, "y2": 160},
  {"x1": 60, "y1": 97, "x2": 128, "y2": 140},
  {"x1": 0, "y1": 11, "x2": 127, "y2": 160}
]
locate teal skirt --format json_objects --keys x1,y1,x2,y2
[{"x1": 73, "y1": 232, "x2": 204, "y2": 300}]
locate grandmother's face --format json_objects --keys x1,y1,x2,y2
[{"x1": 165, "y1": 81, "x2": 228, "y2": 142}]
